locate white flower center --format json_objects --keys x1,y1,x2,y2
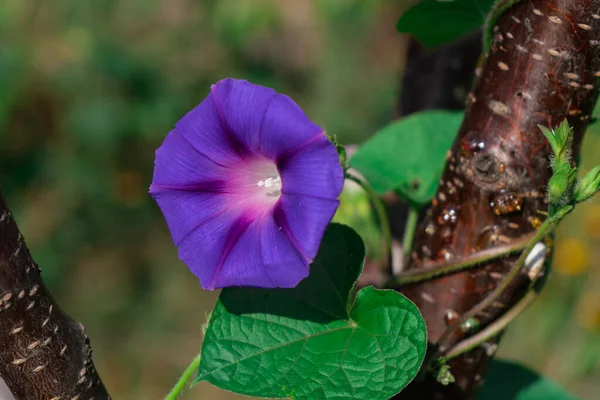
[
  {"x1": 234, "y1": 159, "x2": 282, "y2": 209},
  {"x1": 257, "y1": 175, "x2": 282, "y2": 197}
]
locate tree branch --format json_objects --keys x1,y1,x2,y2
[
  {"x1": 386, "y1": 30, "x2": 483, "y2": 257},
  {"x1": 0, "y1": 192, "x2": 110, "y2": 400},
  {"x1": 395, "y1": 1, "x2": 600, "y2": 398}
]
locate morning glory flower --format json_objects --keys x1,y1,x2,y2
[{"x1": 150, "y1": 78, "x2": 344, "y2": 290}]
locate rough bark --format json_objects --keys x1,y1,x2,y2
[
  {"x1": 386, "y1": 31, "x2": 483, "y2": 243},
  {"x1": 0, "y1": 193, "x2": 110, "y2": 400},
  {"x1": 396, "y1": 1, "x2": 600, "y2": 398}
]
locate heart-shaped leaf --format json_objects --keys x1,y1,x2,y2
[
  {"x1": 351, "y1": 111, "x2": 463, "y2": 206},
  {"x1": 195, "y1": 224, "x2": 427, "y2": 399},
  {"x1": 478, "y1": 360, "x2": 578, "y2": 400},
  {"x1": 397, "y1": 0, "x2": 496, "y2": 48}
]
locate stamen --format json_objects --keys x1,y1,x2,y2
[
  {"x1": 258, "y1": 176, "x2": 282, "y2": 198},
  {"x1": 231, "y1": 158, "x2": 283, "y2": 207}
]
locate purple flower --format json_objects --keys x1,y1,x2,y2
[{"x1": 150, "y1": 78, "x2": 344, "y2": 290}]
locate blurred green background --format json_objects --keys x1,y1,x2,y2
[{"x1": 1, "y1": 0, "x2": 600, "y2": 399}]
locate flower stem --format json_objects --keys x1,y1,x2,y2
[
  {"x1": 346, "y1": 173, "x2": 393, "y2": 273},
  {"x1": 165, "y1": 355, "x2": 201, "y2": 400},
  {"x1": 402, "y1": 206, "x2": 419, "y2": 259},
  {"x1": 436, "y1": 205, "x2": 571, "y2": 354}
]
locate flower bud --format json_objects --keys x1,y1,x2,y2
[
  {"x1": 575, "y1": 165, "x2": 600, "y2": 203},
  {"x1": 548, "y1": 166, "x2": 570, "y2": 205}
]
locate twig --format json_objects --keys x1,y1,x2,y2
[
  {"x1": 445, "y1": 290, "x2": 538, "y2": 360},
  {"x1": 388, "y1": 233, "x2": 533, "y2": 287}
]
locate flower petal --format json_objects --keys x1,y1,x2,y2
[
  {"x1": 211, "y1": 78, "x2": 277, "y2": 153},
  {"x1": 274, "y1": 194, "x2": 340, "y2": 261},
  {"x1": 259, "y1": 216, "x2": 309, "y2": 287},
  {"x1": 259, "y1": 94, "x2": 323, "y2": 159},
  {"x1": 175, "y1": 89, "x2": 245, "y2": 166},
  {"x1": 279, "y1": 134, "x2": 344, "y2": 200},
  {"x1": 212, "y1": 215, "x2": 308, "y2": 289},
  {"x1": 151, "y1": 190, "x2": 228, "y2": 245},
  {"x1": 177, "y1": 210, "x2": 247, "y2": 290},
  {"x1": 150, "y1": 129, "x2": 228, "y2": 189}
]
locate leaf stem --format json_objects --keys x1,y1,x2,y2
[
  {"x1": 346, "y1": 173, "x2": 393, "y2": 273},
  {"x1": 436, "y1": 206, "x2": 571, "y2": 354},
  {"x1": 402, "y1": 206, "x2": 419, "y2": 259},
  {"x1": 386, "y1": 234, "x2": 533, "y2": 288},
  {"x1": 165, "y1": 354, "x2": 201, "y2": 400},
  {"x1": 445, "y1": 290, "x2": 538, "y2": 360}
]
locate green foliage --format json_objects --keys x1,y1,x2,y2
[
  {"x1": 426, "y1": 356, "x2": 456, "y2": 386},
  {"x1": 195, "y1": 224, "x2": 427, "y2": 399},
  {"x1": 351, "y1": 111, "x2": 463, "y2": 207},
  {"x1": 548, "y1": 164, "x2": 577, "y2": 206},
  {"x1": 0, "y1": 45, "x2": 25, "y2": 131},
  {"x1": 575, "y1": 165, "x2": 600, "y2": 203},
  {"x1": 332, "y1": 182, "x2": 385, "y2": 263},
  {"x1": 539, "y1": 118, "x2": 600, "y2": 208},
  {"x1": 540, "y1": 121, "x2": 579, "y2": 207},
  {"x1": 397, "y1": 0, "x2": 496, "y2": 48},
  {"x1": 478, "y1": 360, "x2": 578, "y2": 400},
  {"x1": 212, "y1": 0, "x2": 279, "y2": 47},
  {"x1": 539, "y1": 121, "x2": 574, "y2": 171},
  {"x1": 436, "y1": 364, "x2": 455, "y2": 386}
]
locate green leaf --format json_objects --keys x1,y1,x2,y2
[
  {"x1": 478, "y1": 360, "x2": 578, "y2": 400},
  {"x1": 195, "y1": 224, "x2": 427, "y2": 400},
  {"x1": 351, "y1": 111, "x2": 463, "y2": 206},
  {"x1": 538, "y1": 124, "x2": 557, "y2": 150},
  {"x1": 539, "y1": 121, "x2": 574, "y2": 170},
  {"x1": 397, "y1": 0, "x2": 496, "y2": 48}
]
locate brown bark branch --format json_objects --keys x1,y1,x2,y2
[
  {"x1": 396, "y1": 1, "x2": 600, "y2": 398},
  {"x1": 0, "y1": 192, "x2": 110, "y2": 400},
  {"x1": 386, "y1": 31, "x2": 483, "y2": 244}
]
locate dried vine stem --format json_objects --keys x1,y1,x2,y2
[
  {"x1": 0, "y1": 192, "x2": 110, "y2": 400},
  {"x1": 395, "y1": 1, "x2": 600, "y2": 398}
]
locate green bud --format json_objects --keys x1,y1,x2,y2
[
  {"x1": 460, "y1": 317, "x2": 480, "y2": 333},
  {"x1": 555, "y1": 119, "x2": 573, "y2": 152},
  {"x1": 575, "y1": 165, "x2": 600, "y2": 203},
  {"x1": 328, "y1": 134, "x2": 348, "y2": 171},
  {"x1": 538, "y1": 120, "x2": 574, "y2": 172},
  {"x1": 547, "y1": 165, "x2": 570, "y2": 205},
  {"x1": 436, "y1": 364, "x2": 455, "y2": 386}
]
